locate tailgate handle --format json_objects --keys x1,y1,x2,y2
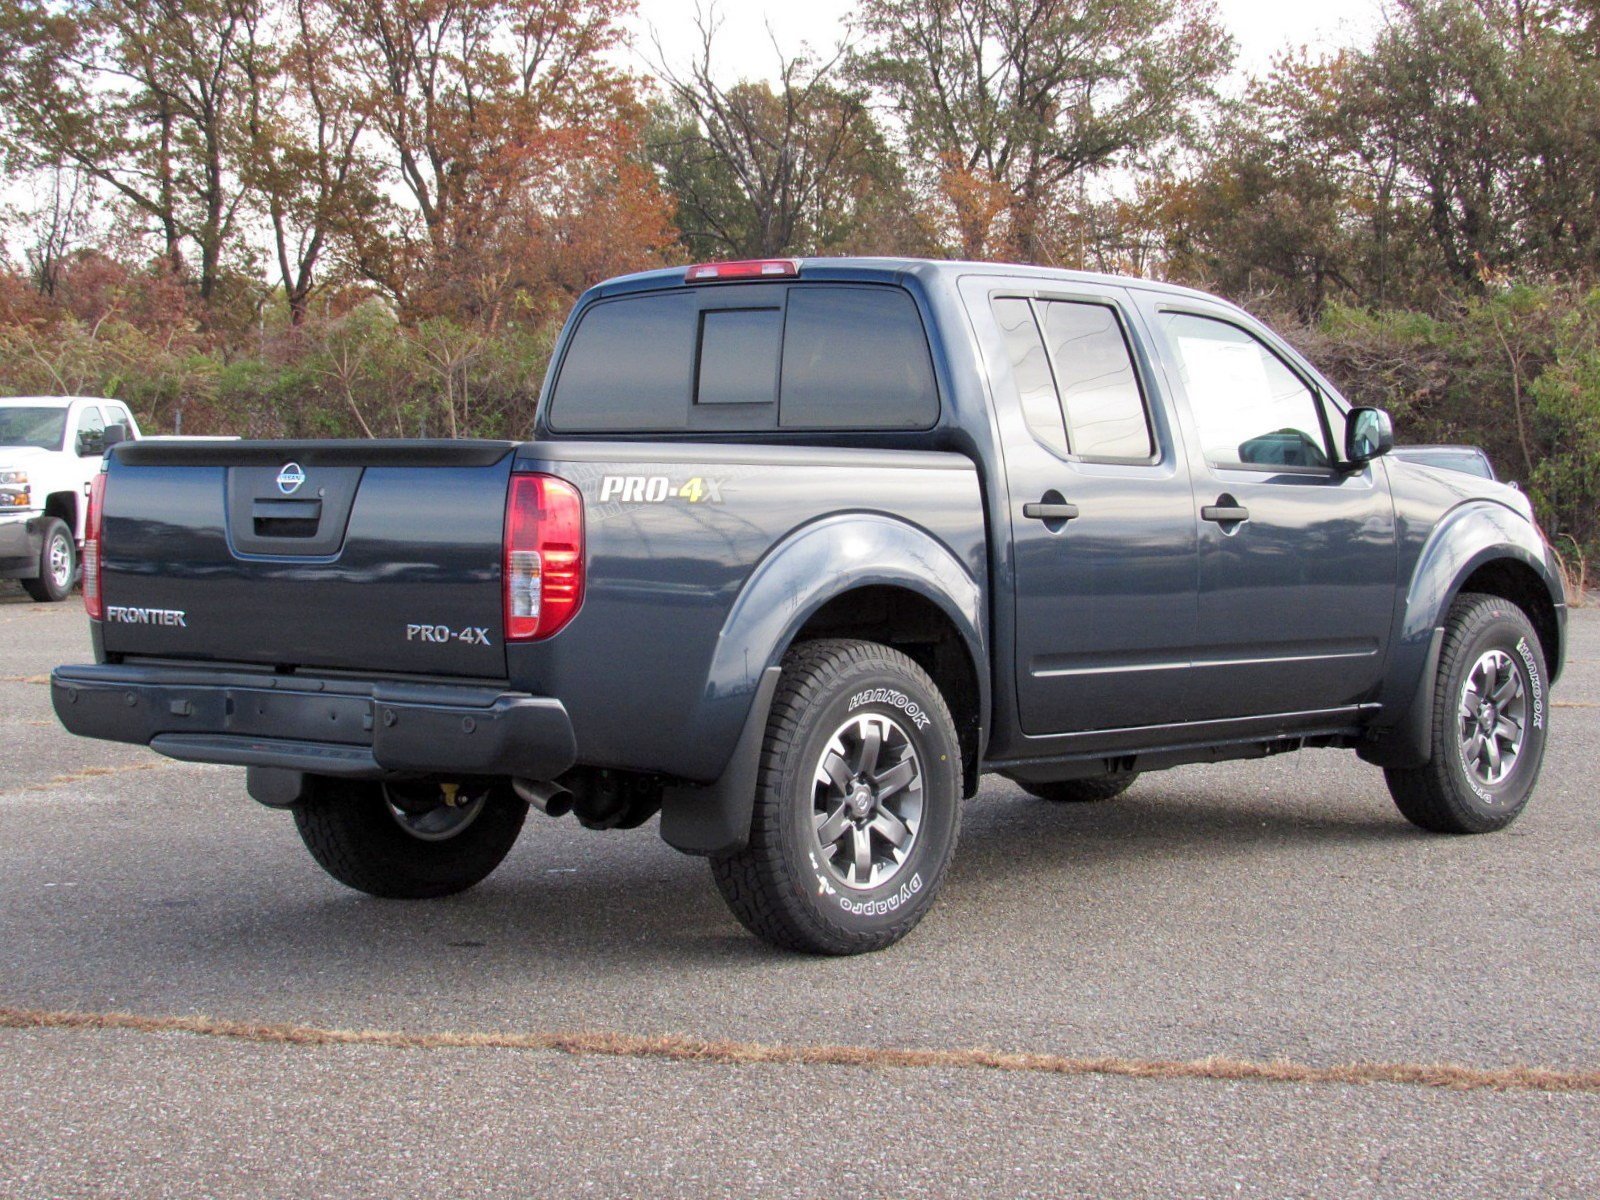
[{"x1": 251, "y1": 498, "x2": 323, "y2": 537}]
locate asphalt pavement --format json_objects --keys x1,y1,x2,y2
[{"x1": 2, "y1": 585, "x2": 1597, "y2": 1197}]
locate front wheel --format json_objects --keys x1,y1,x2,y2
[
  {"x1": 292, "y1": 777, "x2": 527, "y2": 898},
  {"x1": 711, "y1": 639, "x2": 962, "y2": 955},
  {"x1": 21, "y1": 517, "x2": 75, "y2": 602},
  {"x1": 1384, "y1": 593, "x2": 1550, "y2": 834}
]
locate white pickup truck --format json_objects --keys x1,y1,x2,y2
[{"x1": 1, "y1": 396, "x2": 141, "y2": 602}]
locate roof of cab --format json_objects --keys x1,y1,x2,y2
[
  {"x1": 586, "y1": 256, "x2": 1228, "y2": 308},
  {"x1": 0, "y1": 395, "x2": 108, "y2": 408}
]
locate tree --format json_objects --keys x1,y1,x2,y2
[
  {"x1": 856, "y1": 0, "x2": 1232, "y2": 261},
  {"x1": 0, "y1": 0, "x2": 263, "y2": 303},
  {"x1": 647, "y1": 9, "x2": 919, "y2": 259},
  {"x1": 321, "y1": 0, "x2": 668, "y2": 319},
  {"x1": 239, "y1": 0, "x2": 381, "y2": 323}
]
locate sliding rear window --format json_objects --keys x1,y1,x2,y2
[{"x1": 547, "y1": 284, "x2": 938, "y2": 433}]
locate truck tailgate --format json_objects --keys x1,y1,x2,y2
[{"x1": 98, "y1": 440, "x2": 514, "y2": 678}]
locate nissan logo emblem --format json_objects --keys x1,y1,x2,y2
[{"x1": 276, "y1": 462, "x2": 306, "y2": 495}]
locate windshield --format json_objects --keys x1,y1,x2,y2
[{"x1": 0, "y1": 406, "x2": 69, "y2": 451}]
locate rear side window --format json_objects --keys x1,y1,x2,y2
[
  {"x1": 1161, "y1": 312, "x2": 1332, "y2": 470},
  {"x1": 991, "y1": 296, "x2": 1153, "y2": 462},
  {"x1": 1037, "y1": 301, "x2": 1152, "y2": 460},
  {"x1": 548, "y1": 284, "x2": 938, "y2": 433}
]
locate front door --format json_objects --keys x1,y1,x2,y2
[
  {"x1": 1143, "y1": 302, "x2": 1397, "y2": 720},
  {"x1": 965, "y1": 277, "x2": 1199, "y2": 736}
]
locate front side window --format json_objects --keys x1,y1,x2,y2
[
  {"x1": 74, "y1": 405, "x2": 104, "y2": 455},
  {"x1": 1160, "y1": 313, "x2": 1331, "y2": 470}
]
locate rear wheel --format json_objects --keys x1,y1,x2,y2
[
  {"x1": 21, "y1": 517, "x2": 75, "y2": 602},
  {"x1": 710, "y1": 639, "x2": 961, "y2": 955},
  {"x1": 1019, "y1": 770, "x2": 1139, "y2": 804},
  {"x1": 292, "y1": 777, "x2": 527, "y2": 898},
  {"x1": 1384, "y1": 593, "x2": 1549, "y2": 834}
]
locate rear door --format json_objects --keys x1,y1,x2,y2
[
  {"x1": 964, "y1": 276, "x2": 1198, "y2": 735},
  {"x1": 99, "y1": 441, "x2": 515, "y2": 678},
  {"x1": 1140, "y1": 299, "x2": 1397, "y2": 719}
]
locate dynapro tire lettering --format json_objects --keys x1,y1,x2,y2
[
  {"x1": 848, "y1": 687, "x2": 931, "y2": 729},
  {"x1": 599, "y1": 475, "x2": 724, "y2": 504},
  {"x1": 838, "y1": 873, "x2": 923, "y2": 917}
]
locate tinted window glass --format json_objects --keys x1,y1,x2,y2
[
  {"x1": 992, "y1": 297, "x2": 1068, "y2": 456},
  {"x1": 1161, "y1": 313, "x2": 1331, "y2": 469},
  {"x1": 550, "y1": 292, "x2": 696, "y2": 431},
  {"x1": 105, "y1": 404, "x2": 133, "y2": 437},
  {"x1": 697, "y1": 308, "x2": 782, "y2": 406},
  {"x1": 0, "y1": 406, "x2": 69, "y2": 450},
  {"x1": 1039, "y1": 301, "x2": 1151, "y2": 460},
  {"x1": 779, "y1": 287, "x2": 937, "y2": 429}
]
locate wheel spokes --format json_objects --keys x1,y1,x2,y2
[
  {"x1": 873, "y1": 756, "x2": 917, "y2": 800},
  {"x1": 851, "y1": 826, "x2": 873, "y2": 884},
  {"x1": 855, "y1": 721, "x2": 882, "y2": 778},
  {"x1": 815, "y1": 803, "x2": 852, "y2": 848},
  {"x1": 820, "y1": 750, "x2": 853, "y2": 796},
  {"x1": 869, "y1": 808, "x2": 912, "y2": 849}
]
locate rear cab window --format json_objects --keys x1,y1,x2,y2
[{"x1": 547, "y1": 284, "x2": 939, "y2": 433}]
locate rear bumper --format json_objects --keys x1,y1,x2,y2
[{"x1": 51, "y1": 662, "x2": 577, "y2": 780}]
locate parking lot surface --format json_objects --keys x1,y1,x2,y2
[{"x1": 2, "y1": 588, "x2": 1597, "y2": 1197}]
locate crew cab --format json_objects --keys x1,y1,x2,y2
[
  {"x1": 2, "y1": 396, "x2": 140, "y2": 602},
  {"x1": 51, "y1": 260, "x2": 1566, "y2": 954}
]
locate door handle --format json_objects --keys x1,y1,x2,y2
[
  {"x1": 1023, "y1": 502, "x2": 1080, "y2": 521},
  {"x1": 1200, "y1": 503, "x2": 1250, "y2": 523}
]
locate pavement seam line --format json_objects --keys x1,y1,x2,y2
[{"x1": 2, "y1": 1006, "x2": 1597, "y2": 1093}]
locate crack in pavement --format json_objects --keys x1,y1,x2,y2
[{"x1": 3, "y1": 1006, "x2": 1597, "y2": 1094}]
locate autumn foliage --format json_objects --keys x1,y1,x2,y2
[{"x1": 0, "y1": 0, "x2": 1597, "y2": 559}]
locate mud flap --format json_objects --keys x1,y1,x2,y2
[{"x1": 658, "y1": 667, "x2": 782, "y2": 857}]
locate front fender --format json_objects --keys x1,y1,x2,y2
[{"x1": 1360, "y1": 499, "x2": 1564, "y2": 768}]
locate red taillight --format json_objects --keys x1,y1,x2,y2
[
  {"x1": 82, "y1": 470, "x2": 106, "y2": 620},
  {"x1": 504, "y1": 474, "x2": 584, "y2": 642},
  {"x1": 685, "y1": 258, "x2": 799, "y2": 282}
]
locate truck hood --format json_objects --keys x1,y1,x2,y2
[{"x1": 0, "y1": 446, "x2": 50, "y2": 467}]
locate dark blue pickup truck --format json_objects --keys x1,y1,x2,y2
[{"x1": 52, "y1": 258, "x2": 1567, "y2": 954}]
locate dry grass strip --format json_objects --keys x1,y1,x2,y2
[
  {"x1": 2, "y1": 1006, "x2": 1597, "y2": 1094},
  {"x1": 0, "y1": 674, "x2": 49, "y2": 684},
  {"x1": 1553, "y1": 700, "x2": 1599, "y2": 708},
  {"x1": 15, "y1": 762, "x2": 165, "y2": 793}
]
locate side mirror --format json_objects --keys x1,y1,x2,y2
[
  {"x1": 102, "y1": 425, "x2": 127, "y2": 451},
  {"x1": 1345, "y1": 407, "x2": 1393, "y2": 466},
  {"x1": 77, "y1": 431, "x2": 105, "y2": 458}
]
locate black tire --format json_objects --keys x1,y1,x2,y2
[
  {"x1": 1384, "y1": 593, "x2": 1550, "y2": 834},
  {"x1": 711, "y1": 639, "x2": 962, "y2": 955},
  {"x1": 292, "y1": 777, "x2": 527, "y2": 899},
  {"x1": 1020, "y1": 771, "x2": 1139, "y2": 804},
  {"x1": 21, "y1": 517, "x2": 75, "y2": 602}
]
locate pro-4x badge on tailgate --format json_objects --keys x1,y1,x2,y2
[{"x1": 406, "y1": 623, "x2": 492, "y2": 646}]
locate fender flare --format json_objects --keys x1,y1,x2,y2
[
  {"x1": 660, "y1": 512, "x2": 988, "y2": 856},
  {"x1": 1359, "y1": 500, "x2": 1564, "y2": 768}
]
